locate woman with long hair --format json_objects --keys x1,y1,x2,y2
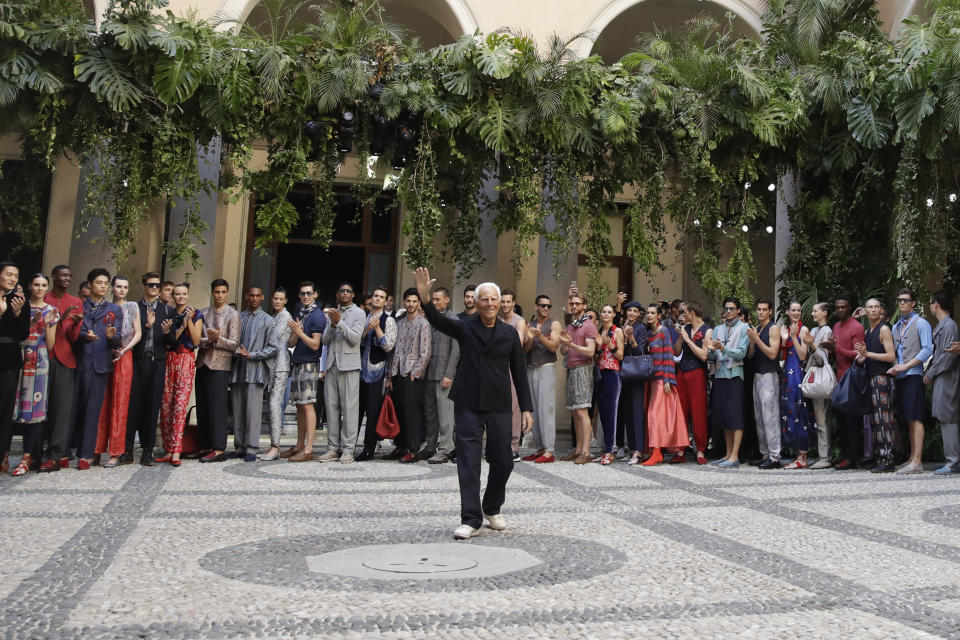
[
  {"x1": 642, "y1": 304, "x2": 689, "y2": 465},
  {"x1": 595, "y1": 304, "x2": 624, "y2": 465},
  {"x1": 95, "y1": 275, "x2": 141, "y2": 467},
  {"x1": 780, "y1": 301, "x2": 813, "y2": 469},
  {"x1": 619, "y1": 302, "x2": 648, "y2": 465},
  {"x1": 674, "y1": 301, "x2": 712, "y2": 464},
  {"x1": 157, "y1": 284, "x2": 203, "y2": 466},
  {"x1": 11, "y1": 274, "x2": 58, "y2": 476}
]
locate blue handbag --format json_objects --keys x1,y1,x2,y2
[
  {"x1": 830, "y1": 363, "x2": 871, "y2": 415},
  {"x1": 620, "y1": 355, "x2": 654, "y2": 381}
]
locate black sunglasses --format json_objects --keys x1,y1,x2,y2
[
  {"x1": 299, "y1": 291, "x2": 314, "y2": 297},
  {"x1": 144, "y1": 282, "x2": 160, "y2": 288},
  {"x1": 338, "y1": 288, "x2": 353, "y2": 294},
  {"x1": 537, "y1": 303, "x2": 552, "y2": 309}
]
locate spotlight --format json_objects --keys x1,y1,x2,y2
[
  {"x1": 337, "y1": 109, "x2": 356, "y2": 154},
  {"x1": 716, "y1": 220, "x2": 722, "y2": 229},
  {"x1": 744, "y1": 181, "x2": 752, "y2": 189},
  {"x1": 741, "y1": 224, "x2": 749, "y2": 233},
  {"x1": 369, "y1": 113, "x2": 392, "y2": 156},
  {"x1": 765, "y1": 225, "x2": 774, "y2": 234},
  {"x1": 950, "y1": 193, "x2": 958, "y2": 203},
  {"x1": 926, "y1": 197, "x2": 934, "y2": 207},
  {"x1": 391, "y1": 112, "x2": 420, "y2": 170},
  {"x1": 304, "y1": 120, "x2": 330, "y2": 161},
  {"x1": 767, "y1": 183, "x2": 776, "y2": 192},
  {"x1": 693, "y1": 219, "x2": 701, "y2": 227}
]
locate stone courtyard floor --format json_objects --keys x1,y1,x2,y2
[{"x1": 2, "y1": 440, "x2": 960, "y2": 639}]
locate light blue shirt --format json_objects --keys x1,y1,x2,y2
[
  {"x1": 708, "y1": 319, "x2": 749, "y2": 380},
  {"x1": 892, "y1": 311, "x2": 933, "y2": 378}
]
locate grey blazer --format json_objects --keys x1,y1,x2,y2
[
  {"x1": 927, "y1": 316, "x2": 959, "y2": 424},
  {"x1": 427, "y1": 309, "x2": 461, "y2": 381},
  {"x1": 321, "y1": 304, "x2": 366, "y2": 372}
]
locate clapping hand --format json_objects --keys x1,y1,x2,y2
[
  {"x1": 85, "y1": 329, "x2": 98, "y2": 342},
  {"x1": 146, "y1": 308, "x2": 156, "y2": 328},
  {"x1": 105, "y1": 325, "x2": 117, "y2": 340},
  {"x1": 327, "y1": 307, "x2": 341, "y2": 326},
  {"x1": 161, "y1": 318, "x2": 173, "y2": 334},
  {"x1": 558, "y1": 330, "x2": 572, "y2": 345},
  {"x1": 206, "y1": 327, "x2": 220, "y2": 343},
  {"x1": 7, "y1": 290, "x2": 24, "y2": 316}
]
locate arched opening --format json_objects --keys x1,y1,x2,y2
[
  {"x1": 580, "y1": 0, "x2": 763, "y2": 63},
  {"x1": 230, "y1": 0, "x2": 475, "y2": 47}
]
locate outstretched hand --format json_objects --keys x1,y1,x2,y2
[{"x1": 414, "y1": 267, "x2": 436, "y2": 304}]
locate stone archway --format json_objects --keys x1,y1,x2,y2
[
  {"x1": 213, "y1": 0, "x2": 479, "y2": 44},
  {"x1": 575, "y1": 0, "x2": 764, "y2": 61}
]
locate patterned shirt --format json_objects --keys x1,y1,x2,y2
[
  {"x1": 389, "y1": 312, "x2": 431, "y2": 379},
  {"x1": 196, "y1": 304, "x2": 240, "y2": 371},
  {"x1": 649, "y1": 326, "x2": 677, "y2": 385},
  {"x1": 361, "y1": 310, "x2": 397, "y2": 383}
]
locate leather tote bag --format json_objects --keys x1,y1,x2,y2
[
  {"x1": 620, "y1": 354, "x2": 654, "y2": 381},
  {"x1": 801, "y1": 356, "x2": 837, "y2": 399},
  {"x1": 375, "y1": 393, "x2": 400, "y2": 439}
]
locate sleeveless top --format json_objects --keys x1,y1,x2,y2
[
  {"x1": 751, "y1": 322, "x2": 779, "y2": 374},
  {"x1": 120, "y1": 300, "x2": 139, "y2": 348},
  {"x1": 864, "y1": 322, "x2": 891, "y2": 379},
  {"x1": 678, "y1": 322, "x2": 709, "y2": 372},
  {"x1": 597, "y1": 325, "x2": 620, "y2": 371},
  {"x1": 528, "y1": 315, "x2": 557, "y2": 367}
]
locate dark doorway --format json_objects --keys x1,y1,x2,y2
[
  {"x1": 0, "y1": 160, "x2": 51, "y2": 276},
  {"x1": 245, "y1": 185, "x2": 399, "y2": 312}
]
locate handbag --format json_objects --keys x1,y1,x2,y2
[
  {"x1": 801, "y1": 355, "x2": 837, "y2": 399},
  {"x1": 830, "y1": 363, "x2": 871, "y2": 415},
  {"x1": 620, "y1": 354, "x2": 654, "y2": 381},
  {"x1": 375, "y1": 392, "x2": 400, "y2": 439}
]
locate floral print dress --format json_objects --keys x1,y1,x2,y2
[{"x1": 14, "y1": 304, "x2": 57, "y2": 423}]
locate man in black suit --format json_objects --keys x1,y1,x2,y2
[
  {"x1": 123, "y1": 272, "x2": 175, "y2": 465},
  {"x1": 415, "y1": 268, "x2": 533, "y2": 540}
]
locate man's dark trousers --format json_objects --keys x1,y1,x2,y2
[
  {"x1": 126, "y1": 356, "x2": 166, "y2": 458},
  {"x1": 455, "y1": 408, "x2": 513, "y2": 529},
  {"x1": 358, "y1": 380, "x2": 385, "y2": 452},
  {"x1": 836, "y1": 411, "x2": 863, "y2": 462},
  {"x1": 196, "y1": 366, "x2": 229, "y2": 451},
  {"x1": 392, "y1": 375, "x2": 425, "y2": 452},
  {"x1": 37, "y1": 358, "x2": 75, "y2": 460}
]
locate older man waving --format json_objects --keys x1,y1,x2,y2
[{"x1": 415, "y1": 268, "x2": 533, "y2": 540}]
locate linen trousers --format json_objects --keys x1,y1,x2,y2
[
  {"x1": 159, "y1": 352, "x2": 195, "y2": 454},
  {"x1": 231, "y1": 382, "x2": 265, "y2": 455},
  {"x1": 753, "y1": 372, "x2": 781, "y2": 460},
  {"x1": 324, "y1": 364, "x2": 360, "y2": 454},
  {"x1": 96, "y1": 350, "x2": 133, "y2": 457},
  {"x1": 810, "y1": 398, "x2": 832, "y2": 459},
  {"x1": 677, "y1": 367, "x2": 708, "y2": 453},
  {"x1": 526, "y1": 363, "x2": 556, "y2": 452},
  {"x1": 267, "y1": 367, "x2": 289, "y2": 446},
  {"x1": 455, "y1": 408, "x2": 513, "y2": 529},
  {"x1": 423, "y1": 379, "x2": 456, "y2": 456},
  {"x1": 941, "y1": 423, "x2": 960, "y2": 470}
]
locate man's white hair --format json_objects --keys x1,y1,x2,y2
[{"x1": 475, "y1": 282, "x2": 501, "y2": 299}]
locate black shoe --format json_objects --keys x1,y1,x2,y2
[
  {"x1": 383, "y1": 448, "x2": 406, "y2": 461},
  {"x1": 857, "y1": 457, "x2": 875, "y2": 468},
  {"x1": 139, "y1": 456, "x2": 157, "y2": 467},
  {"x1": 355, "y1": 449, "x2": 375, "y2": 462},
  {"x1": 512, "y1": 451, "x2": 520, "y2": 461},
  {"x1": 117, "y1": 450, "x2": 134, "y2": 465},
  {"x1": 418, "y1": 449, "x2": 436, "y2": 461},
  {"x1": 870, "y1": 463, "x2": 895, "y2": 473},
  {"x1": 834, "y1": 459, "x2": 856, "y2": 470},
  {"x1": 758, "y1": 458, "x2": 781, "y2": 470},
  {"x1": 183, "y1": 450, "x2": 207, "y2": 460},
  {"x1": 749, "y1": 459, "x2": 765, "y2": 467}
]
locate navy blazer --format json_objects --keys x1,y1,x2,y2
[
  {"x1": 422, "y1": 300, "x2": 533, "y2": 414},
  {"x1": 77, "y1": 299, "x2": 124, "y2": 375}
]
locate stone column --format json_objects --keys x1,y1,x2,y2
[{"x1": 774, "y1": 169, "x2": 797, "y2": 313}]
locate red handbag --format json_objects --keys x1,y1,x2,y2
[{"x1": 375, "y1": 393, "x2": 400, "y2": 439}]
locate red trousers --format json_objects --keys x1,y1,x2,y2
[
  {"x1": 160, "y1": 352, "x2": 195, "y2": 454},
  {"x1": 676, "y1": 367, "x2": 708, "y2": 453},
  {"x1": 95, "y1": 351, "x2": 133, "y2": 457}
]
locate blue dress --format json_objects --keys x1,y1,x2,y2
[{"x1": 780, "y1": 333, "x2": 813, "y2": 450}]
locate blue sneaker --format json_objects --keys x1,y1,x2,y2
[
  {"x1": 710, "y1": 458, "x2": 727, "y2": 466},
  {"x1": 933, "y1": 465, "x2": 959, "y2": 475},
  {"x1": 717, "y1": 459, "x2": 740, "y2": 468}
]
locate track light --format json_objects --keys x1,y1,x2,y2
[
  {"x1": 765, "y1": 225, "x2": 774, "y2": 234},
  {"x1": 304, "y1": 120, "x2": 329, "y2": 161},
  {"x1": 741, "y1": 224, "x2": 749, "y2": 233},
  {"x1": 369, "y1": 113, "x2": 392, "y2": 156},
  {"x1": 391, "y1": 112, "x2": 420, "y2": 170},
  {"x1": 767, "y1": 183, "x2": 776, "y2": 192},
  {"x1": 337, "y1": 109, "x2": 356, "y2": 154}
]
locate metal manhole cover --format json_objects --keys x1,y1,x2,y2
[{"x1": 362, "y1": 555, "x2": 478, "y2": 573}]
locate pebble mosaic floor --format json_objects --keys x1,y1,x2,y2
[{"x1": 1, "y1": 445, "x2": 959, "y2": 639}]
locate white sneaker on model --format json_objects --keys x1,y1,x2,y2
[
  {"x1": 809, "y1": 459, "x2": 832, "y2": 469},
  {"x1": 483, "y1": 513, "x2": 507, "y2": 531},
  {"x1": 339, "y1": 452, "x2": 354, "y2": 464},
  {"x1": 895, "y1": 462, "x2": 924, "y2": 474},
  {"x1": 454, "y1": 524, "x2": 479, "y2": 539}
]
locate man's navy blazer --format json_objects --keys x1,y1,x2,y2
[{"x1": 423, "y1": 300, "x2": 533, "y2": 414}]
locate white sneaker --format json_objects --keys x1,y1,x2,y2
[
  {"x1": 339, "y1": 453, "x2": 354, "y2": 464},
  {"x1": 454, "y1": 524, "x2": 479, "y2": 539},
  {"x1": 809, "y1": 459, "x2": 832, "y2": 469},
  {"x1": 317, "y1": 450, "x2": 340, "y2": 463},
  {"x1": 483, "y1": 513, "x2": 507, "y2": 531}
]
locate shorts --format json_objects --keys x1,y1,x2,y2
[
  {"x1": 566, "y1": 364, "x2": 594, "y2": 410},
  {"x1": 289, "y1": 362, "x2": 319, "y2": 405},
  {"x1": 710, "y1": 377, "x2": 744, "y2": 430},
  {"x1": 896, "y1": 374, "x2": 928, "y2": 422}
]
